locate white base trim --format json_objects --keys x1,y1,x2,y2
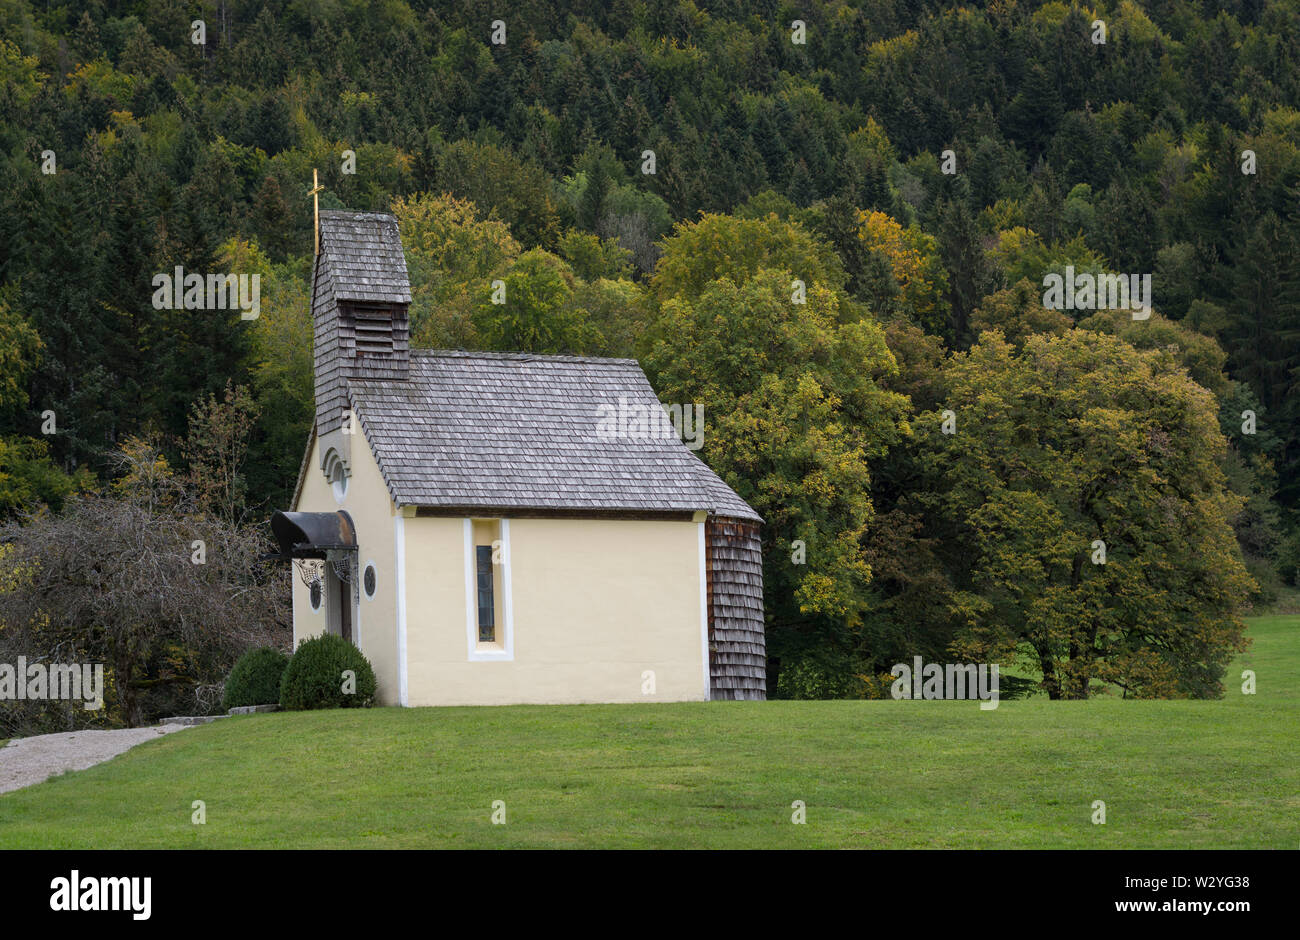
[
  {"x1": 698, "y1": 520, "x2": 710, "y2": 701},
  {"x1": 394, "y1": 514, "x2": 408, "y2": 706}
]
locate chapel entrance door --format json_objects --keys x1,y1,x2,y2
[
  {"x1": 325, "y1": 551, "x2": 356, "y2": 645},
  {"x1": 337, "y1": 570, "x2": 353, "y2": 643}
]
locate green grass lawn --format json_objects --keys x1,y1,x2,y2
[{"x1": 1, "y1": 616, "x2": 1295, "y2": 849}]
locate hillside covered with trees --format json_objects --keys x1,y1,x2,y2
[{"x1": 1, "y1": 0, "x2": 1297, "y2": 723}]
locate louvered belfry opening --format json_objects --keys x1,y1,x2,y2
[
  {"x1": 706, "y1": 516, "x2": 767, "y2": 700},
  {"x1": 346, "y1": 303, "x2": 401, "y2": 359}
]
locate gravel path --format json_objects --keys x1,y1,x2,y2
[{"x1": 0, "y1": 725, "x2": 194, "y2": 795}]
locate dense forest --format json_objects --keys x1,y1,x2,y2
[{"x1": 1, "y1": 0, "x2": 1297, "y2": 722}]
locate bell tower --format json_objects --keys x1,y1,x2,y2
[{"x1": 310, "y1": 197, "x2": 411, "y2": 483}]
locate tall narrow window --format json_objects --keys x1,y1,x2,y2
[
  {"x1": 476, "y1": 544, "x2": 495, "y2": 643},
  {"x1": 467, "y1": 518, "x2": 511, "y2": 660}
]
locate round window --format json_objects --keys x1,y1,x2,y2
[
  {"x1": 309, "y1": 579, "x2": 322, "y2": 611},
  {"x1": 364, "y1": 564, "x2": 377, "y2": 598}
]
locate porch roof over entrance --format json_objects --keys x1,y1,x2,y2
[{"x1": 268, "y1": 510, "x2": 357, "y2": 560}]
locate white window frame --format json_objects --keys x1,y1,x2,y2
[{"x1": 464, "y1": 518, "x2": 513, "y2": 661}]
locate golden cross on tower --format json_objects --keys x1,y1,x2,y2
[{"x1": 309, "y1": 168, "x2": 324, "y2": 255}]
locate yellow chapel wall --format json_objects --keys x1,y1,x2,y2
[{"x1": 402, "y1": 515, "x2": 707, "y2": 706}]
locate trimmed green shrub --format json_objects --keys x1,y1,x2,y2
[
  {"x1": 222, "y1": 647, "x2": 290, "y2": 710},
  {"x1": 279, "y1": 634, "x2": 377, "y2": 710}
]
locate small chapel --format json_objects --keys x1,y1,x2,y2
[{"x1": 269, "y1": 207, "x2": 766, "y2": 706}]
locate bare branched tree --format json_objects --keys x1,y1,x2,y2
[{"x1": 0, "y1": 439, "x2": 287, "y2": 732}]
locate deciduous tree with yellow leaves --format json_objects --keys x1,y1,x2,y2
[{"x1": 917, "y1": 329, "x2": 1253, "y2": 699}]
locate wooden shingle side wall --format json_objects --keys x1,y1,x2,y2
[
  {"x1": 707, "y1": 517, "x2": 766, "y2": 700},
  {"x1": 312, "y1": 256, "x2": 347, "y2": 436}
]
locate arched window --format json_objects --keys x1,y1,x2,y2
[{"x1": 330, "y1": 462, "x2": 348, "y2": 501}]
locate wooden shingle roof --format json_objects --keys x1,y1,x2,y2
[
  {"x1": 347, "y1": 349, "x2": 761, "y2": 522},
  {"x1": 317, "y1": 210, "x2": 412, "y2": 304}
]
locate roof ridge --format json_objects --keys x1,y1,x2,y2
[
  {"x1": 319, "y1": 209, "x2": 398, "y2": 219},
  {"x1": 409, "y1": 348, "x2": 640, "y2": 365}
]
